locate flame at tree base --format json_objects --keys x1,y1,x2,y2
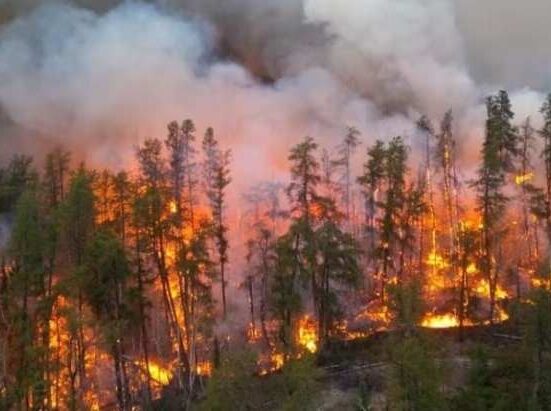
[{"x1": 421, "y1": 313, "x2": 460, "y2": 329}]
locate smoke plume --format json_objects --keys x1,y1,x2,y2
[{"x1": 0, "y1": 0, "x2": 548, "y2": 181}]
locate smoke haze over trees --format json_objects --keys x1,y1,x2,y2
[{"x1": 2, "y1": 1, "x2": 551, "y2": 410}]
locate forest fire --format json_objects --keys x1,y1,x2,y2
[
  {"x1": 297, "y1": 316, "x2": 318, "y2": 354},
  {"x1": 196, "y1": 362, "x2": 213, "y2": 377},
  {"x1": 515, "y1": 172, "x2": 534, "y2": 185},
  {"x1": 421, "y1": 313, "x2": 460, "y2": 329},
  {"x1": 426, "y1": 251, "x2": 450, "y2": 270},
  {"x1": 136, "y1": 360, "x2": 172, "y2": 385},
  {"x1": 1, "y1": 0, "x2": 551, "y2": 408}
]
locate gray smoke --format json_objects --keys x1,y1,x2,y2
[{"x1": 0, "y1": 0, "x2": 548, "y2": 176}]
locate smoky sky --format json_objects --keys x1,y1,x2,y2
[
  {"x1": 2, "y1": 0, "x2": 548, "y2": 88},
  {"x1": 0, "y1": 0, "x2": 549, "y2": 176}
]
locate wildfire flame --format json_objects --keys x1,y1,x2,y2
[
  {"x1": 139, "y1": 360, "x2": 172, "y2": 385},
  {"x1": 421, "y1": 313, "x2": 460, "y2": 329},
  {"x1": 246, "y1": 322, "x2": 262, "y2": 342},
  {"x1": 297, "y1": 315, "x2": 318, "y2": 353},
  {"x1": 426, "y1": 250, "x2": 449, "y2": 269},
  {"x1": 475, "y1": 279, "x2": 508, "y2": 300},
  {"x1": 515, "y1": 172, "x2": 534, "y2": 185},
  {"x1": 196, "y1": 361, "x2": 213, "y2": 377}
]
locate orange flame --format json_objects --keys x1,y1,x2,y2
[
  {"x1": 515, "y1": 172, "x2": 534, "y2": 185},
  {"x1": 297, "y1": 315, "x2": 318, "y2": 353}
]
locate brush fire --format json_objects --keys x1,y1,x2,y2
[{"x1": 1, "y1": 1, "x2": 551, "y2": 410}]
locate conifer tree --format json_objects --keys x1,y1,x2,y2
[
  {"x1": 472, "y1": 90, "x2": 518, "y2": 323},
  {"x1": 59, "y1": 166, "x2": 96, "y2": 409},
  {"x1": 202, "y1": 127, "x2": 231, "y2": 319},
  {"x1": 379, "y1": 137, "x2": 408, "y2": 301},
  {"x1": 0, "y1": 155, "x2": 36, "y2": 213},
  {"x1": 7, "y1": 187, "x2": 47, "y2": 408},
  {"x1": 334, "y1": 127, "x2": 361, "y2": 230},
  {"x1": 516, "y1": 118, "x2": 537, "y2": 289},
  {"x1": 136, "y1": 138, "x2": 190, "y2": 391},
  {"x1": 80, "y1": 230, "x2": 133, "y2": 410},
  {"x1": 539, "y1": 95, "x2": 551, "y2": 278},
  {"x1": 358, "y1": 140, "x2": 386, "y2": 262},
  {"x1": 435, "y1": 110, "x2": 460, "y2": 272}
]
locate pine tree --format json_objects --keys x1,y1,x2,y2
[
  {"x1": 472, "y1": 90, "x2": 518, "y2": 323},
  {"x1": 539, "y1": 95, "x2": 551, "y2": 281},
  {"x1": 39, "y1": 149, "x2": 70, "y2": 408},
  {"x1": 0, "y1": 154, "x2": 36, "y2": 213},
  {"x1": 315, "y1": 217, "x2": 360, "y2": 342},
  {"x1": 380, "y1": 137, "x2": 408, "y2": 301},
  {"x1": 358, "y1": 140, "x2": 386, "y2": 266},
  {"x1": 7, "y1": 187, "x2": 47, "y2": 408},
  {"x1": 202, "y1": 127, "x2": 231, "y2": 320},
  {"x1": 135, "y1": 138, "x2": 190, "y2": 392},
  {"x1": 80, "y1": 230, "x2": 133, "y2": 410},
  {"x1": 59, "y1": 166, "x2": 96, "y2": 409},
  {"x1": 516, "y1": 118, "x2": 537, "y2": 292},
  {"x1": 333, "y1": 127, "x2": 361, "y2": 230},
  {"x1": 43, "y1": 148, "x2": 70, "y2": 208},
  {"x1": 417, "y1": 116, "x2": 438, "y2": 280},
  {"x1": 111, "y1": 171, "x2": 132, "y2": 246},
  {"x1": 435, "y1": 110, "x2": 460, "y2": 278}
]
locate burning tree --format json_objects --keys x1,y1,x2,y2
[
  {"x1": 4, "y1": 92, "x2": 551, "y2": 409},
  {"x1": 472, "y1": 90, "x2": 518, "y2": 324}
]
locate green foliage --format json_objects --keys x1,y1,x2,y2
[
  {"x1": 387, "y1": 279, "x2": 424, "y2": 328},
  {"x1": 202, "y1": 127, "x2": 231, "y2": 317},
  {"x1": 199, "y1": 349, "x2": 262, "y2": 411},
  {"x1": 199, "y1": 351, "x2": 321, "y2": 411},
  {"x1": 80, "y1": 230, "x2": 131, "y2": 323},
  {"x1": 0, "y1": 154, "x2": 36, "y2": 213},
  {"x1": 278, "y1": 355, "x2": 322, "y2": 411},
  {"x1": 451, "y1": 345, "x2": 535, "y2": 411},
  {"x1": 60, "y1": 166, "x2": 96, "y2": 266},
  {"x1": 287, "y1": 136, "x2": 321, "y2": 222},
  {"x1": 271, "y1": 231, "x2": 303, "y2": 347},
  {"x1": 388, "y1": 335, "x2": 446, "y2": 411}
]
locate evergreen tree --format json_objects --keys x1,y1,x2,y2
[
  {"x1": 202, "y1": 127, "x2": 231, "y2": 320},
  {"x1": 380, "y1": 137, "x2": 408, "y2": 300},
  {"x1": 358, "y1": 140, "x2": 387, "y2": 274},
  {"x1": 388, "y1": 335, "x2": 446, "y2": 411},
  {"x1": 539, "y1": 94, "x2": 551, "y2": 279},
  {"x1": 43, "y1": 148, "x2": 70, "y2": 208},
  {"x1": 135, "y1": 138, "x2": 190, "y2": 393},
  {"x1": 472, "y1": 90, "x2": 518, "y2": 323},
  {"x1": 333, "y1": 126, "x2": 361, "y2": 230},
  {"x1": 59, "y1": 165, "x2": 97, "y2": 409},
  {"x1": 5, "y1": 188, "x2": 47, "y2": 408},
  {"x1": 0, "y1": 155, "x2": 36, "y2": 213},
  {"x1": 435, "y1": 110, "x2": 461, "y2": 283},
  {"x1": 80, "y1": 230, "x2": 133, "y2": 410}
]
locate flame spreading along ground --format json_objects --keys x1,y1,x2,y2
[{"x1": 421, "y1": 313, "x2": 460, "y2": 329}]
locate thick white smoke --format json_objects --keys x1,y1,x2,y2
[
  {"x1": 0, "y1": 0, "x2": 547, "y2": 171},
  {"x1": 0, "y1": 0, "x2": 547, "y2": 189}
]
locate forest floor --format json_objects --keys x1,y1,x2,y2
[{"x1": 311, "y1": 323, "x2": 521, "y2": 410}]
